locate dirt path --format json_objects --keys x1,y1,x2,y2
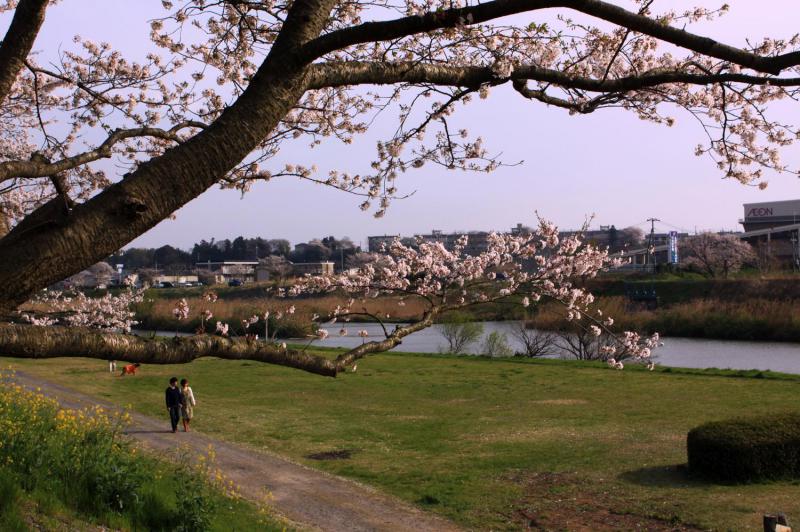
[{"x1": 12, "y1": 371, "x2": 461, "y2": 532}]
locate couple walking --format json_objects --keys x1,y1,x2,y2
[{"x1": 165, "y1": 377, "x2": 196, "y2": 433}]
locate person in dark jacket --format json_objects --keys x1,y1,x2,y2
[{"x1": 165, "y1": 377, "x2": 184, "y2": 433}]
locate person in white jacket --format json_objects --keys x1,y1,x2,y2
[{"x1": 179, "y1": 378, "x2": 196, "y2": 432}]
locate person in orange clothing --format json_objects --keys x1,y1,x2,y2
[{"x1": 119, "y1": 363, "x2": 141, "y2": 376}]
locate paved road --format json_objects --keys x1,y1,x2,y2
[{"x1": 12, "y1": 371, "x2": 461, "y2": 532}]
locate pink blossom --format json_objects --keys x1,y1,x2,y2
[{"x1": 172, "y1": 298, "x2": 190, "y2": 320}]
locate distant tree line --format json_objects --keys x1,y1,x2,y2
[{"x1": 107, "y1": 236, "x2": 361, "y2": 272}]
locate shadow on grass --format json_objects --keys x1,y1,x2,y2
[
  {"x1": 305, "y1": 449, "x2": 357, "y2": 461},
  {"x1": 619, "y1": 464, "x2": 701, "y2": 488}
]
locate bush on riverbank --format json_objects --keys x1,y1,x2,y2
[
  {"x1": 687, "y1": 413, "x2": 800, "y2": 483},
  {"x1": 0, "y1": 371, "x2": 275, "y2": 531},
  {"x1": 586, "y1": 275, "x2": 800, "y2": 305}
]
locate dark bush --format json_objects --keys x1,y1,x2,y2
[{"x1": 687, "y1": 413, "x2": 800, "y2": 483}]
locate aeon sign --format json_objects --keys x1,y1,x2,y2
[{"x1": 746, "y1": 207, "x2": 774, "y2": 218}]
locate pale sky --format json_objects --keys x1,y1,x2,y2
[{"x1": 4, "y1": 1, "x2": 800, "y2": 250}]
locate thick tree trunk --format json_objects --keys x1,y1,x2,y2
[
  {"x1": 0, "y1": 65, "x2": 306, "y2": 311},
  {"x1": 0, "y1": 0, "x2": 336, "y2": 313},
  {"x1": 0, "y1": 0, "x2": 49, "y2": 105}
]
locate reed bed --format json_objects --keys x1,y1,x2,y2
[
  {"x1": 528, "y1": 296, "x2": 800, "y2": 342},
  {"x1": 135, "y1": 294, "x2": 431, "y2": 336}
]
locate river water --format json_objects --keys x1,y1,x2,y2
[{"x1": 309, "y1": 321, "x2": 800, "y2": 374}]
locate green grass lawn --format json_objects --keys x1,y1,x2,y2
[{"x1": 5, "y1": 352, "x2": 800, "y2": 530}]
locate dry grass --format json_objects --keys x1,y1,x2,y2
[
  {"x1": 529, "y1": 296, "x2": 800, "y2": 341},
  {"x1": 136, "y1": 294, "x2": 431, "y2": 335},
  {"x1": 152, "y1": 293, "x2": 428, "y2": 321}
]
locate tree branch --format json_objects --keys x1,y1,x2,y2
[
  {"x1": 303, "y1": 0, "x2": 555, "y2": 59},
  {"x1": 304, "y1": 0, "x2": 800, "y2": 75},
  {"x1": 561, "y1": 0, "x2": 800, "y2": 75},
  {"x1": 0, "y1": 313, "x2": 438, "y2": 377},
  {"x1": 0, "y1": 0, "x2": 340, "y2": 312},
  {"x1": 333, "y1": 309, "x2": 437, "y2": 368},
  {"x1": 307, "y1": 61, "x2": 800, "y2": 93},
  {"x1": 0, "y1": 122, "x2": 207, "y2": 182},
  {"x1": 0, "y1": 0, "x2": 49, "y2": 105},
  {"x1": 0, "y1": 323, "x2": 340, "y2": 377}
]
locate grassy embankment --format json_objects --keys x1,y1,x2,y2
[
  {"x1": 5, "y1": 352, "x2": 800, "y2": 530},
  {"x1": 546, "y1": 275, "x2": 800, "y2": 341},
  {"x1": 0, "y1": 373, "x2": 283, "y2": 532},
  {"x1": 530, "y1": 296, "x2": 800, "y2": 342}
]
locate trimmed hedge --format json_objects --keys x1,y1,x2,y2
[{"x1": 687, "y1": 413, "x2": 800, "y2": 483}]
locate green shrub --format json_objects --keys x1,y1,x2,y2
[
  {"x1": 0, "y1": 469, "x2": 19, "y2": 515},
  {"x1": 0, "y1": 469, "x2": 26, "y2": 532},
  {"x1": 480, "y1": 331, "x2": 514, "y2": 358},
  {"x1": 173, "y1": 454, "x2": 217, "y2": 532},
  {"x1": 0, "y1": 372, "x2": 252, "y2": 531},
  {"x1": 687, "y1": 413, "x2": 800, "y2": 483},
  {"x1": 136, "y1": 488, "x2": 180, "y2": 531},
  {"x1": 439, "y1": 312, "x2": 484, "y2": 354}
]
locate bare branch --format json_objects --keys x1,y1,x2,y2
[
  {"x1": 0, "y1": 122, "x2": 207, "y2": 182},
  {"x1": 333, "y1": 309, "x2": 437, "y2": 368}
]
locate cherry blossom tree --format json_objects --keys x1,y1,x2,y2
[
  {"x1": 0, "y1": 0, "x2": 798, "y2": 371},
  {"x1": 680, "y1": 232, "x2": 756, "y2": 278},
  {"x1": 2, "y1": 219, "x2": 659, "y2": 375}
]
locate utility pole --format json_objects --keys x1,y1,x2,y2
[{"x1": 646, "y1": 218, "x2": 661, "y2": 270}]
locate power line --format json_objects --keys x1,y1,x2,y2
[{"x1": 646, "y1": 218, "x2": 661, "y2": 268}]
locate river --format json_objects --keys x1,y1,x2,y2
[{"x1": 308, "y1": 321, "x2": 800, "y2": 374}]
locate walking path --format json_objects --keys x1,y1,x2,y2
[{"x1": 13, "y1": 371, "x2": 460, "y2": 532}]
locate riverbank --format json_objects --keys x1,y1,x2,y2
[
  {"x1": 528, "y1": 296, "x2": 800, "y2": 342},
  {"x1": 131, "y1": 274, "x2": 800, "y2": 341},
  {"x1": 586, "y1": 274, "x2": 800, "y2": 305},
  {"x1": 4, "y1": 353, "x2": 800, "y2": 530}
]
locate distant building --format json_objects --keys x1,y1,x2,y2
[
  {"x1": 369, "y1": 224, "x2": 526, "y2": 256},
  {"x1": 740, "y1": 199, "x2": 800, "y2": 268},
  {"x1": 154, "y1": 274, "x2": 198, "y2": 286},
  {"x1": 291, "y1": 262, "x2": 335, "y2": 277},
  {"x1": 741, "y1": 199, "x2": 800, "y2": 231},
  {"x1": 255, "y1": 261, "x2": 335, "y2": 281},
  {"x1": 196, "y1": 261, "x2": 258, "y2": 284},
  {"x1": 367, "y1": 234, "x2": 403, "y2": 253}
]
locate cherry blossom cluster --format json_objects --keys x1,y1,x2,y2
[
  {"x1": 21, "y1": 283, "x2": 146, "y2": 333},
  {"x1": 286, "y1": 218, "x2": 658, "y2": 363},
  {"x1": 170, "y1": 291, "x2": 305, "y2": 342},
  {"x1": 172, "y1": 298, "x2": 190, "y2": 320}
]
